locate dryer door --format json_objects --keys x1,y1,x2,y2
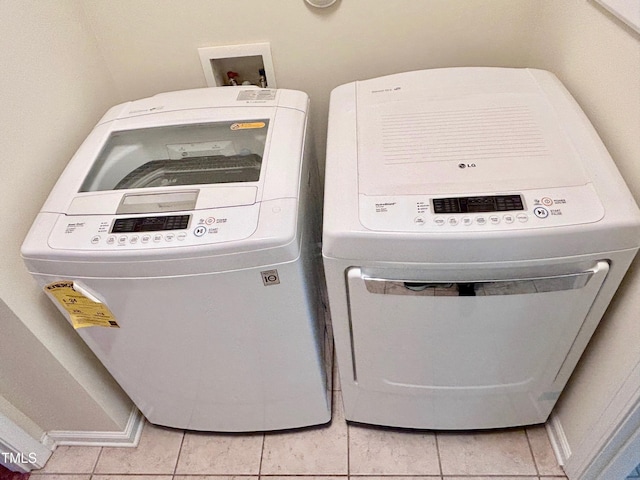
[{"x1": 344, "y1": 261, "x2": 609, "y2": 429}]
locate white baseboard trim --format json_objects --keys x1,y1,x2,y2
[
  {"x1": 547, "y1": 412, "x2": 572, "y2": 467},
  {"x1": 0, "y1": 412, "x2": 52, "y2": 472},
  {"x1": 42, "y1": 406, "x2": 143, "y2": 448}
]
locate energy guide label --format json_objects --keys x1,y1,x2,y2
[{"x1": 44, "y1": 281, "x2": 119, "y2": 329}]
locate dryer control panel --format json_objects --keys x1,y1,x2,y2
[
  {"x1": 48, "y1": 204, "x2": 261, "y2": 250},
  {"x1": 431, "y1": 194, "x2": 524, "y2": 214},
  {"x1": 359, "y1": 184, "x2": 604, "y2": 232}
]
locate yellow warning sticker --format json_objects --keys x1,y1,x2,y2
[
  {"x1": 44, "y1": 281, "x2": 119, "y2": 329},
  {"x1": 230, "y1": 122, "x2": 266, "y2": 130}
]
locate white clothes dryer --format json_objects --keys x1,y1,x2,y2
[
  {"x1": 22, "y1": 87, "x2": 332, "y2": 432},
  {"x1": 322, "y1": 68, "x2": 640, "y2": 430}
]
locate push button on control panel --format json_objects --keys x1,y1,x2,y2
[
  {"x1": 534, "y1": 207, "x2": 549, "y2": 218},
  {"x1": 194, "y1": 225, "x2": 207, "y2": 237}
]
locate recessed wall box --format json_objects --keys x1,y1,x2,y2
[{"x1": 198, "y1": 43, "x2": 276, "y2": 88}]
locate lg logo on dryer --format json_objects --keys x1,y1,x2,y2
[{"x1": 458, "y1": 163, "x2": 477, "y2": 169}]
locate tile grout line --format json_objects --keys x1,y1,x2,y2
[
  {"x1": 434, "y1": 431, "x2": 443, "y2": 477},
  {"x1": 346, "y1": 407, "x2": 351, "y2": 477},
  {"x1": 258, "y1": 432, "x2": 266, "y2": 479},
  {"x1": 172, "y1": 427, "x2": 187, "y2": 477},
  {"x1": 92, "y1": 445, "x2": 103, "y2": 478},
  {"x1": 525, "y1": 427, "x2": 541, "y2": 477}
]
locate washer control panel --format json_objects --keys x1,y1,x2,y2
[
  {"x1": 359, "y1": 185, "x2": 604, "y2": 232},
  {"x1": 111, "y1": 215, "x2": 191, "y2": 234},
  {"x1": 48, "y1": 204, "x2": 260, "y2": 250}
]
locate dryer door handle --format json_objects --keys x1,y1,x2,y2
[{"x1": 363, "y1": 262, "x2": 608, "y2": 297}]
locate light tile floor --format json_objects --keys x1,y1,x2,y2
[{"x1": 31, "y1": 367, "x2": 568, "y2": 480}]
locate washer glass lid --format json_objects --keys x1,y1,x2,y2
[{"x1": 80, "y1": 120, "x2": 270, "y2": 192}]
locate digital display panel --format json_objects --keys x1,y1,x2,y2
[
  {"x1": 432, "y1": 195, "x2": 524, "y2": 214},
  {"x1": 111, "y1": 215, "x2": 190, "y2": 233}
]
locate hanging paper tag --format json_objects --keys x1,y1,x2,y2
[{"x1": 44, "y1": 281, "x2": 119, "y2": 329}]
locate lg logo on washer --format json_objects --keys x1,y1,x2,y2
[
  {"x1": 261, "y1": 269, "x2": 280, "y2": 286},
  {"x1": 458, "y1": 163, "x2": 477, "y2": 169}
]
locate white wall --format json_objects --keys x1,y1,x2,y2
[
  {"x1": 82, "y1": 0, "x2": 540, "y2": 161},
  {"x1": 0, "y1": 391, "x2": 43, "y2": 443},
  {"x1": 0, "y1": 0, "x2": 133, "y2": 436},
  {"x1": 528, "y1": 1, "x2": 640, "y2": 476},
  {"x1": 0, "y1": 299, "x2": 125, "y2": 433}
]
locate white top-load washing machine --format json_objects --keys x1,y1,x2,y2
[
  {"x1": 22, "y1": 87, "x2": 332, "y2": 432},
  {"x1": 323, "y1": 68, "x2": 640, "y2": 430}
]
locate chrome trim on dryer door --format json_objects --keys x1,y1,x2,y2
[{"x1": 363, "y1": 267, "x2": 599, "y2": 297}]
